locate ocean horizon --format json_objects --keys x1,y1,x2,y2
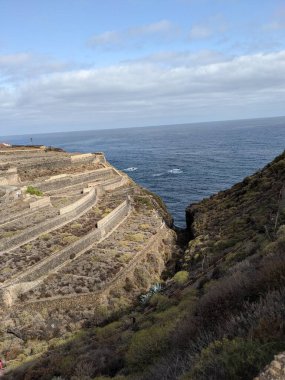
[{"x1": 2, "y1": 116, "x2": 285, "y2": 227}]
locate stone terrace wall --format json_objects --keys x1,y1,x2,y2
[
  {"x1": 18, "y1": 157, "x2": 71, "y2": 170},
  {"x1": 1, "y1": 198, "x2": 132, "y2": 304},
  {"x1": 59, "y1": 188, "x2": 95, "y2": 215},
  {"x1": 29, "y1": 197, "x2": 51, "y2": 210},
  {"x1": 0, "y1": 188, "x2": 98, "y2": 253},
  {"x1": 97, "y1": 198, "x2": 130, "y2": 234},
  {"x1": 15, "y1": 223, "x2": 167, "y2": 313},
  {"x1": 17, "y1": 155, "x2": 102, "y2": 180},
  {"x1": 15, "y1": 228, "x2": 103, "y2": 283},
  {"x1": 22, "y1": 198, "x2": 131, "y2": 282},
  {"x1": 46, "y1": 174, "x2": 69, "y2": 181},
  {"x1": 0, "y1": 206, "x2": 31, "y2": 225},
  {"x1": 101, "y1": 177, "x2": 129, "y2": 191},
  {"x1": 36, "y1": 168, "x2": 114, "y2": 192},
  {"x1": 94, "y1": 153, "x2": 106, "y2": 164},
  {"x1": 70, "y1": 153, "x2": 94, "y2": 162}
]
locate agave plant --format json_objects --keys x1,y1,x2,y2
[
  {"x1": 139, "y1": 283, "x2": 163, "y2": 305},
  {"x1": 139, "y1": 293, "x2": 151, "y2": 304},
  {"x1": 150, "y1": 283, "x2": 163, "y2": 294}
]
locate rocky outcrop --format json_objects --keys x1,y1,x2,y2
[{"x1": 254, "y1": 353, "x2": 285, "y2": 380}]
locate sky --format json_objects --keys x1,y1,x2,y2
[{"x1": 1, "y1": 0, "x2": 285, "y2": 135}]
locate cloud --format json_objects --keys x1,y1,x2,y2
[
  {"x1": 1, "y1": 50, "x2": 285, "y2": 134},
  {"x1": 263, "y1": 4, "x2": 285, "y2": 31},
  {"x1": 88, "y1": 20, "x2": 179, "y2": 49},
  {"x1": 89, "y1": 31, "x2": 121, "y2": 48},
  {"x1": 188, "y1": 15, "x2": 228, "y2": 41},
  {"x1": 129, "y1": 20, "x2": 175, "y2": 36},
  {"x1": 0, "y1": 53, "x2": 71, "y2": 84},
  {"x1": 124, "y1": 49, "x2": 230, "y2": 67},
  {"x1": 189, "y1": 25, "x2": 213, "y2": 39},
  {"x1": 0, "y1": 53, "x2": 31, "y2": 66}
]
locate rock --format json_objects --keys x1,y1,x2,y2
[{"x1": 255, "y1": 352, "x2": 285, "y2": 379}]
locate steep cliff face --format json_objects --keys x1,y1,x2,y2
[
  {"x1": 4, "y1": 150, "x2": 285, "y2": 380},
  {"x1": 184, "y1": 151, "x2": 285, "y2": 277}
]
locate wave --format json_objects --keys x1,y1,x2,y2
[
  {"x1": 123, "y1": 167, "x2": 138, "y2": 172},
  {"x1": 168, "y1": 168, "x2": 183, "y2": 174},
  {"x1": 152, "y1": 173, "x2": 164, "y2": 177}
]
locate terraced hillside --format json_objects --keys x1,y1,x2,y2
[
  {"x1": 0, "y1": 145, "x2": 176, "y2": 377},
  {"x1": 3, "y1": 150, "x2": 284, "y2": 380}
]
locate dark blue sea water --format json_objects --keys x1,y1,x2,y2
[{"x1": 2, "y1": 117, "x2": 285, "y2": 227}]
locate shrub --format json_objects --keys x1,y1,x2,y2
[
  {"x1": 213, "y1": 239, "x2": 238, "y2": 251},
  {"x1": 181, "y1": 338, "x2": 282, "y2": 380},
  {"x1": 173, "y1": 271, "x2": 189, "y2": 285},
  {"x1": 262, "y1": 241, "x2": 279, "y2": 255},
  {"x1": 149, "y1": 294, "x2": 172, "y2": 311},
  {"x1": 119, "y1": 253, "x2": 132, "y2": 264},
  {"x1": 126, "y1": 324, "x2": 172, "y2": 371},
  {"x1": 96, "y1": 321, "x2": 122, "y2": 342},
  {"x1": 41, "y1": 234, "x2": 51, "y2": 241},
  {"x1": 140, "y1": 223, "x2": 150, "y2": 230},
  {"x1": 71, "y1": 223, "x2": 82, "y2": 229},
  {"x1": 127, "y1": 233, "x2": 145, "y2": 242},
  {"x1": 62, "y1": 235, "x2": 77, "y2": 245},
  {"x1": 73, "y1": 359, "x2": 95, "y2": 379},
  {"x1": 277, "y1": 224, "x2": 285, "y2": 237},
  {"x1": 26, "y1": 186, "x2": 43, "y2": 196},
  {"x1": 135, "y1": 196, "x2": 153, "y2": 209}
]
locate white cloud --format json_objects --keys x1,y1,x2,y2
[
  {"x1": 0, "y1": 53, "x2": 71, "y2": 84},
  {"x1": 129, "y1": 20, "x2": 176, "y2": 36},
  {"x1": 88, "y1": 20, "x2": 179, "y2": 49},
  {"x1": 124, "y1": 50, "x2": 230, "y2": 67},
  {"x1": 1, "y1": 50, "x2": 285, "y2": 134},
  {"x1": 188, "y1": 14, "x2": 228, "y2": 41},
  {"x1": 189, "y1": 25, "x2": 213, "y2": 39},
  {"x1": 0, "y1": 53, "x2": 31, "y2": 65},
  {"x1": 88, "y1": 31, "x2": 122, "y2": 48}
]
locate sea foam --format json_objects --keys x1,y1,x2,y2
[
  {"x1": 168, "y1": 168, "x2": 183, "y2": 174},
  {"x1": 123, "y1": 167, "x2": 138, "y2": 172}
]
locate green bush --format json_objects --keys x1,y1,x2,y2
[
  {"x1": 181, "y1": 338, "x2": 281, "y2": 380},
  {"x1": 173, "y1": 271, "x2": 189, "y2": 285},
  {"x1": 149, "y1": 294, "x2": 172, "y2": 311},
  {"x1": 126, "y1": 324, "x2": 172, "y2": 371},
  {"x1": 213, "y1": 238, "x2": 238, "y2": 251},
  {"x1": 26, "y1": 186, "x2": 43, "y2": 196},
  {"x1": 135, "y1": 196, "x2": 153, "y2": 209},
  {"x1": 95, "y1": 321, "x2": 122, "y2": 342}
]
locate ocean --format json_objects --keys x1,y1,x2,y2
[{"x1": 2, "y1": 117, "x2": 285, "y2": 227}]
